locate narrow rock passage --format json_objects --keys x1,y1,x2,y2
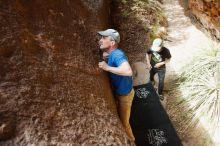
[
  {"x1": 162, "y1": 0, "x2": 220, "y2": 146},
  {"x1": 112, "y1": 0, "x2": 219, "y2": 145},
  {"x1": 163, "y1": 0, "x2": 213, "y2": 82}
]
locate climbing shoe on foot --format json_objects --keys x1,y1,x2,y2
[{"x1": 159, "y1": 94, "x2": 164, "y2": 101}]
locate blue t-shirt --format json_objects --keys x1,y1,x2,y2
[{"x1": 108, "y1": 49, "x2": 133, "y2": 95}]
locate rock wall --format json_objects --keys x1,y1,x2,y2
[
  {"x1": 179, "y1": 0, "x2": 220, "y2": 41},
  {"x1": 0, "y1": 0, "x2": 135, "y2": 145},
  {"x1": 111, "y1": 0, "x2": 166, "y2": 63}
]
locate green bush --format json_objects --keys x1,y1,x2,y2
[{"x1": 175, "y1": 42, "x2": 220, "y2": 131}]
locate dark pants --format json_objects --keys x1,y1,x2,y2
[{"x1": 150, "y1": 67, "x2": 166, "y2": 95}]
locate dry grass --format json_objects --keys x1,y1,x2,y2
[{"x1": 167, "y1": 42, "x2": 220, "y2": 145}]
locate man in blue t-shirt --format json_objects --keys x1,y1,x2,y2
[{"x1": 98, "y1": 29, "x2": 135, "y2": 141}]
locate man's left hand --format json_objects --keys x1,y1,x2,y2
[{"x1": 98, "y1": 61, "x2": 109, "y2": 71}]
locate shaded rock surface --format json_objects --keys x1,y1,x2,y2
[
  {"x1": 0, "y1": 0, "x2": 135, "y2": 145},
  {"x1": 111, "y1": 0, "x2": 166, "y2": 65},
  {"x1": 0, "y1": 111, "x2": 16, "y2": 141},
  {"x1": 179, "y1": 0, "x2": 220, "y2": 41}
]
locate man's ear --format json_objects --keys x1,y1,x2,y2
[
  {"x1": 112, "y1": 41, "x2": 116, "y2": 46},
  {"x1": 111, "y1": 41, "x2": 115, "y2": 46}
]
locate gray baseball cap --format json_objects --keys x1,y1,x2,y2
[{"x1": 98, "y1": 29, "x2": 120, "y2": 43}]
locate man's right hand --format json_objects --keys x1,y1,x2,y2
[{"x1": 98, "y1": 61, "x2": 110, "y2": 71}]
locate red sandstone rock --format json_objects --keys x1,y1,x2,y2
[
  {"x1": 180, "y1": 0, "x2": 220, "y2": 41},
  {"x1": 0, "y1": 0, "x2": 135, "y2": 145}
]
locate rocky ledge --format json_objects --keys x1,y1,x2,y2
[{"x1": 179, "y1": 0, "x2": 220, "y2": 41}]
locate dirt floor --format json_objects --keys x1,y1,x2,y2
[{"x1": 165, "y1": 92, "x2": 216, "y2": 146}]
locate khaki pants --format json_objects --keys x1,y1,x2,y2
[{"x1": 116, "y1": 89, "x2": 135, "y2": 141}]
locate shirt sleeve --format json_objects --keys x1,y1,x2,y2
[
  {"x1": 165, "y1": 48, "x2": 171, "y2": 59},
  {"x1": 114, "y1": 54, "x2": 128, "y2": 67}
]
